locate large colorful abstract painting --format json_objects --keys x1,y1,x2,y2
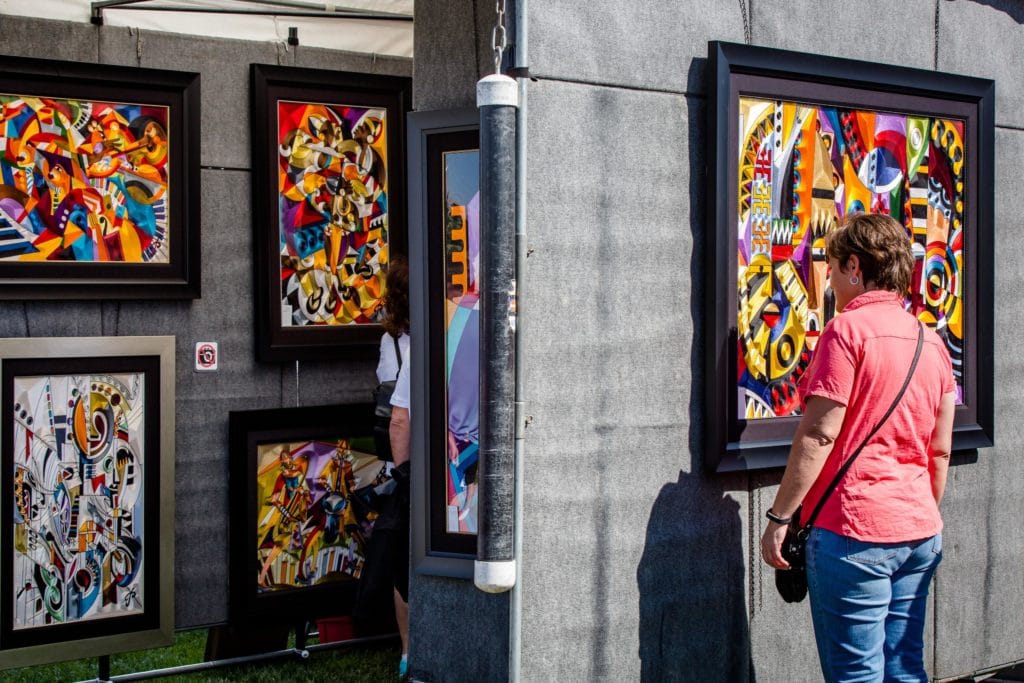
[
  {"x1": 0, "y1": 56, "x2": 200, "y2": 299},
  {"x1": 0, "y1": 336, "x2": 174, "y2": 669},
  {"x1": 252, "y1": 65, "x2": 411, "y2": 361},
  {"x1": 736, "y1": 98, "x2": 966, "y2": 420},
  {"x1": 706, "y1": 41, "x2": 994, "y2": 472},
  {"x1": 230, "y1": 403, "x2": 387, "y2": 620}
]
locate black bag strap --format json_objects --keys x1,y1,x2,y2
[
  {"x1": 393, "y1": 334, "x2": 402, "y2": 379},
  {"x1": 802, "y1": 322, "x2": 925, "y2": 532}
]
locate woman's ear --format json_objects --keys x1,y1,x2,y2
[{"x1": 846, "y1": 254, "x2": 861, "y2": 277}]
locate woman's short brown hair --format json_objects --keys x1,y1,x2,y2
[
  {"x1": 825, "y1": 213, "x2": 914, "y2": 294},
  {"x1": 381, "y1": 256, "x2": 409, "y2": 337}
]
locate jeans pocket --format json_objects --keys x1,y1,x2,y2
[
  {"x1": 845, "y1": 538, "x2": 898, "y2": 566},
  {"x1": 931, "y1": 533, "x2": 943, "y2": 556}
]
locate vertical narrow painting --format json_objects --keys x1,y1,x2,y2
[
  {"x1": 736, "y1": 99, "x2": 967, "y2": 420},
  {"x1": 254, "y1": 435, "x2": 383, "y2": 592},
  {"x1": 277, "y1": 100, "x2": 390, "y2": 329},
  {"x1": 408, "y1": 109, "x2": 479, "y2": 573},
  {"x1": 0, "y1": 336, "x2": 173, "y2": 669},
  {"x1": 252, "y1": 64, "x2": 410, "y2": 360},
  {"x1": 442, "y1": 148, "x2": 480, "y2": 536},
  {"x1": 11, "y1": 371, "x2": 146, "y2": 628}
]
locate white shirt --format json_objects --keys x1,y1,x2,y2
[{"x1": 377, "y1": 332, "x2": 410, "y2": 409}]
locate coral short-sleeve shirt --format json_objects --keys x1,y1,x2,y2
[{"x1": 798, "y1": 290, "x2": 955, "y2": 542}]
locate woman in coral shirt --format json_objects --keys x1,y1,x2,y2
[{"x1": 760, "y1": 213, "x2": 956, "y2": 682}]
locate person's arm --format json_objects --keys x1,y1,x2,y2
[
  {"x1": 929, "y1": 391, "x2": 955, "y2": 505},
  {"x1": 760, "y1": 396, "x2": 847, "y2": 569},
  {"x1": 389, "y1": 338, "x2": 410, "y2": 466},
  {"x1": 390, "y1": 406, "x2": 410, "y2": 466}
]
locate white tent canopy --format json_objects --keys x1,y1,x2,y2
[{"x1": 0, "y1": 0, "x2": 413, "y2": 55}]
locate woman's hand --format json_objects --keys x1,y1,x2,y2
[
  {"x1": 760, "y1": 521, "x2": 791, "y2": 569},
  {"x1": 759, "y1": 396, "x2": 845, "y2": 570}
]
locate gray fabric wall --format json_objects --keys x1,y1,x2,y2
[
  {"x1": 0, "y1": 16, "x2": 410, "y2": 629},
  {"x1": 412, "y1": 0, "x2": 1024, "y2": 681}
]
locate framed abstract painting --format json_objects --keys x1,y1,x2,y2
[
  {"x1": 250, "y1": 64, "x2": 411, "y2": 361},
  {"x1": 0, "y1": 56, "x2": 200, "y2": 299},
  {"x1": 0, "y1": 336, "x2": 175, "y2": 668},
  {"x1": 407, "y1": 108, "x2": 479, "y2": 578},
  {"x1": 705, "y1": 41, "x2": 995, "y2": 472},
  {"x1": 228, "y1": 403, "x2": 389, "y2": 621}
]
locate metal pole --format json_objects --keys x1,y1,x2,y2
[
  {"x1": 98, "y1": 655, "x2": 111, "y2": 682},
  {"x1": 509, "y1": 0, "x2": 528, "y2": 678},
  {"x1": 475, "y1": 73, "x2": 519, "y2": 593}
]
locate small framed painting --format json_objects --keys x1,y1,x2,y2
[{"x1": 228, "y1": 403, "x2": 390, "y2": 621}]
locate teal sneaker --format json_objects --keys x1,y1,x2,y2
[{"x1": 398, "y1": 654, "x2": 408, "y2": 680}]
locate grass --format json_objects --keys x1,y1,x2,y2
[{"x1": 0, "y1": 629, "x2": 401, "y2": 683}]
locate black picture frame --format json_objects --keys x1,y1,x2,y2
[
  {"x1": 228, "y1": 402, "x2": 384, "y2": 622},
  {"x1": 705, "y1": 41, "x2": 995, "y2": 472},
  {"x1": 0, "y1": 336, "x2": 175, "y2": 669},
  {"x1": 0, "y1": 55, "x2": 200, "y2": 300},
  {"x1": 407, "y1": 108, "x2": 480, "y2": 578},
  {"x1": 251, "y1": 64, "x2": 411, "y2": 362}
]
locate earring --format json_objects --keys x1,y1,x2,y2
[{"x1": 849, "y1": 275, "x2": 860, "y2": 286}]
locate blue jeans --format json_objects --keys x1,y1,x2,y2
[{"x1": 806, "y1": 527, "x2": 942, "y2": 682}]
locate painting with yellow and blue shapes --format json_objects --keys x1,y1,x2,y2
[{"x1": 737, "y1": 97, "x2": 966, "y2": 420}]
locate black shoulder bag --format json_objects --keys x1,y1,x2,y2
[
  {"x1": 372, "y1": 335, "x2": 402, "y2": 462},
  {"x1": 776, "y1": 323, "x2": 924, "y2": 603}
]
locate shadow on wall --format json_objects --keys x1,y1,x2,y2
[
  {"x1": 967, "y1": 0, "x2": 1024, "y2": 24},
  {"x1": 632, "y1": 56, "x2": 753, "y2": 682},
  {"x1": 637, "y1": 471, "x2": 753, "y2": 682}
]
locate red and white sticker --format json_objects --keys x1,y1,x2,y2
[{"x1": 195, "y1": 342, "x2": 218, "y2": 371}]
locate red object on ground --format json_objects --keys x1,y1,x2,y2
[{"x1": 316, "y1": 616, "x2": 356, "y2": 643}]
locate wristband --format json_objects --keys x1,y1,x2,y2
[{"x1": 765, "y1": 509, "x2": 792, "y2": 525}]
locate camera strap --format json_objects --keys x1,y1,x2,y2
[{"x1": 800, "y1": 322, "x2": 925, "y2": 533}]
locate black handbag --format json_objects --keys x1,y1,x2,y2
[
  {"x1": 372, "y1": 335, "x2": 402, "y2": 462},
  {"x1": 776, "y1": 323, "x2": 924, "y2": 603}
]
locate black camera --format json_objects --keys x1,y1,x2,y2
[
  {"x1": 775, "y1": 525, "x2": 809, "y2": 603},
  {"x1": 781, "y1": 528, "x2": 807, "y2": 571}
]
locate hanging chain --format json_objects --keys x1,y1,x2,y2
[
  {"x1": 738, "y1": 0, "x2": 751, "y2": 45},
  {"x1": 492, "y1": 0, "x2": 508, "y2": 74}
]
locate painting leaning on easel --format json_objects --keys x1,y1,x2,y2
[
  {"x1": 253, "y1": 436, "x2": 382, "y2": 592},
  {"x1": 0, "y1": 336, "x2": 174, "y2": 669},
  {"x1": 228, "y1": 403, "x2": 387, "y2": 621}
]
